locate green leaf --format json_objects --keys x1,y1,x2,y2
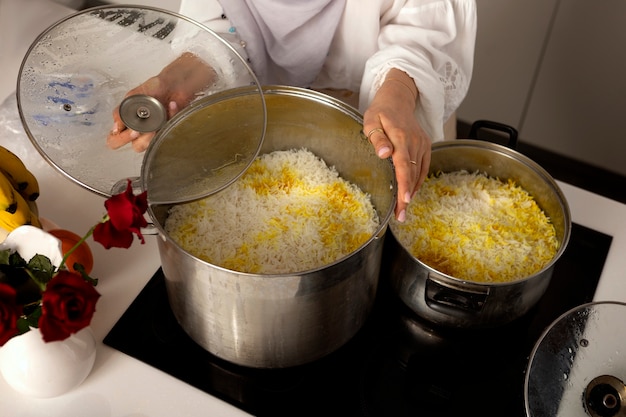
[
  {"x1": 0, "y1": 249, "x2": 10, "y2": 265},
  {"x1": 8, "y1": 251, "x2": 27, "y2": 268},
  {"x1": 27, "y1": 254, "x2": 55, "y2": 275},
  {"x1": 17, "y1": 306, "x2": 42, "y2": 334},
  {"x1": 24, "y1": 254, "x2": 56, "y2": 287}
]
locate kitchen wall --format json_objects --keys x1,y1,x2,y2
[{"x1": 457, "y1": 0, "x2": 626, "y2": 177}]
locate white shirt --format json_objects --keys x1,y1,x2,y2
[{"x1": 179, "y1": 0, "x2": 477, "y2": 142}]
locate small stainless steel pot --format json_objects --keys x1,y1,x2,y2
[
  {"x1": 388, "y1": 121, "x2": 571, "y2": 328},
  {"x1": 148, "y1": 86, "x2": 396, "y2": 368}
]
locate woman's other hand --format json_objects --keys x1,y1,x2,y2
[
  {"x1": 107, "y1": 52, "x2": 215, "y2": 152},
  {"x1": 363, "y1": 68, "x2": 432, "y2": 222}
]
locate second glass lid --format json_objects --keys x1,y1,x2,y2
[{"x1": 525, "y1": 301, "x2": 626, "y2": 417}]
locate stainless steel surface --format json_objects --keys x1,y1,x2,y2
[
  {"x1": 389, "y1": 139, "x2": 571, "y2": 328},
  {"x1": 148, "y1": 86, "x2": 397, "y2": 368},
  {"x1": 525, "y1": 302, "x2": 626, "y2": 417}
]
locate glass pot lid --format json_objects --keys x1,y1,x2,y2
[
  {"x1": 525, "y1": 301, "x2": 626, "y2": 417},
  {"x1": 17, "y1": 5, "x2": 265, "y2": 204}
]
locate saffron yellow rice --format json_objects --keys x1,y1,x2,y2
[
  {"x1": 391, "y1": 170, "x2": 559, "y2": 283},
  {"x1": 164, "y1": 148, "x2": 379, "y2": 274}
]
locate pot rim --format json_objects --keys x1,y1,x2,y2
[
  {"x1": 147, "y1": 86, "x2": 397, "y2": 278},
  {"x1": 390, "y1": 138, "x2": 572, "y2": 288}
]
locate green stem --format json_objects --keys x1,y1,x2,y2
[
  {"x1": 23, "y1": 268, "x2": 47, "y2": 292},
  {"x1": 58, "y1": 214, "x2": 109, "y2": 271},
  {"x1": 58, "y1": 225, "x2": 95, "y2": 271}
]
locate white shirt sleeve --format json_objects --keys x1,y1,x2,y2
[
  {"x1": 316, "y1": 0, "x2": 477, "y2": 142},
  {"x1": 179, "y1": 0, "x2": 224, "y2": 29},
  {"x1": 364, "y1": 0, "x2": 476, "y2": 142}
]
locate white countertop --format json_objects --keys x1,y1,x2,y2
[{"x1": 1, "y1": 1, "x2": 626, "y2": 416}]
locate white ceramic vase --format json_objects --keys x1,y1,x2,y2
[
  {"x1": 0, "y1": 327, "x2": 97, "y2": 398},
  {"x1": 0, "y1": 225, "x2": 96, "y2": 397}
]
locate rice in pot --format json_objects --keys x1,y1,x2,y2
[
  {"x1": 392, "y1": 170, "x2": 559, "y2": 283},
  {"x1": 164, "y1": 148, "x2": 379, "y2": 274}
]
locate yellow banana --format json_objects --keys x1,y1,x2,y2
[
  {"x1": 0, "y1": 185, "x2": 40, "y2": 233},
  {"x1": 0, "y1": 145, "x2": 40, "y2": 202},
  {"x1": 0, "y1": 170, "x2": 18, "y2": 214}
]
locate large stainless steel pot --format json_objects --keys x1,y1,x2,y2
[
  {"x1": 388, "y1": 121, "x2": 571, "y2": 328},
  {"x1": 148, "y1": 86, "x2": 396, "y2": 368},
  {"x1": 16, "y1": 6, "x2": 397, "y2": 368}
]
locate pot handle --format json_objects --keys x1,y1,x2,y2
[
  {"x1": 425, "y1": 275, "x2": 490, "y2": 318},
  {"x1": 468, "y1": 120, "x2": 518, "y2": 149},
  {"x1": 140, "y1": 222, "x2": 160, "y2": 237}
]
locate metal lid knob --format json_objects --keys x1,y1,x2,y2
[
  {"x1": 585, "y1": 375, "x2": 626, "y2": 417},
  {"x1": 119, "y1": 94, "x2": 167, "y2": 133}
]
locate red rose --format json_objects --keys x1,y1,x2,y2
[
  {"x1": 38, "y1": 271, "x2": 101, "y2": 342},
  {"x1": 93, "y1": 179, "x2": 148, "y2": 249},
  {"x1": 0, "y1": 283, "x2": 21, "y2": 346}
]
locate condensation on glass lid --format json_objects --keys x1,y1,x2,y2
[{"x1": 17, "y1": 5, "x2": 264, "y2": 201}]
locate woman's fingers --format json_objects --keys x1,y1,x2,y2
[
  {"x1": 366, "y1": 126, "x2": 412, "y2": 221},
  {"x1": 106, "y1": 98, "x2": 178, "y2": 151},
  {"x1": 105, "y1": 54, "x2": 214, "y2": 153},
  {"x1": 392, "y1": 156, "x2": 417, "y2": 222},
  {"x1": 366, "y1": 126, "x2": 394, "y2": 159},
  {"x1": 365, "y1": 123, "x2": 431, "y2": 222},
  {"x1": 130, "y1": 132, "x2": 155, "y2": 152},
  {"x1": 167, "y1": 100, "x2": 179, "y2": 118},
  {"x1": 107, "y1": 124, "x2": 156, "y2": 151},
  {"x1": 106, "y1": 121, "x2": 130, "y2": 149},
  {"x1": 415, "y1": 145, "x2": 431, "y2": 192}
]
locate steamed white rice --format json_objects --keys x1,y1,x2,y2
[
  {"x1": 164, "y1": 148, "x2": 379, "y2": 274},
  {"x1": 392, "y1": 170, "x2": 559, "y2": 283}
]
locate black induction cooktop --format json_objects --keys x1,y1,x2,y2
[{"x1": 104, "y1": 223, "x2": 611, "y2": 416}]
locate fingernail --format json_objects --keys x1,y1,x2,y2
[
  {"x1": 397, "y1": 209, "x2": 406, "y2": 222},
  {"x1": 110, "y1": 122, "x2": 119, "y2": 135},
  {"x1": 377, "y1": 146, "x2": 391, "y2": 158},
  {"x1": 404, "y1": 192, "x2": 412, "y2": 204},
  {"x1": 169, "y1": 101, "x2": 178, "y2": 116},
  {"x1": 129, "y1": 130, "x2": 140, "y2": 139}
]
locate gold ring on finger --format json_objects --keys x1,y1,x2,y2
[{"x1": 366, "y1": 127, "x2": 384, "y2": 140}]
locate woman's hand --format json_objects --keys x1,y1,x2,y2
[
  {"x1": 363, "y1": 68, "x2": 432, "y2": 222},
  {"x1": 107, "y1": 52, "x2": 216, "y2": 152}
]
